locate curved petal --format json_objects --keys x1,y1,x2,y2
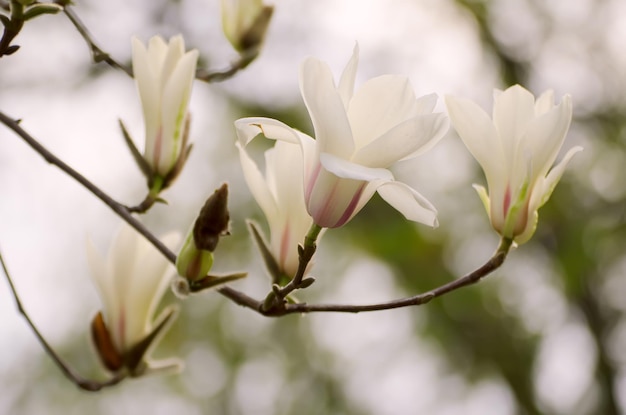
[
  {"x1": 352, "y1": 112, "x2": 448, "y2": 167},
  {"x1": 534, "y1": 89, "x2": 555, "y2": 116},
  {"x1": 86, "y1": 237, "x2": 119, "y2": 329},
  {"x1": 132, "y1": 38, "x2": 161, "y2": 157},
  {"x1": 159, "y1": 35, "x2": 186, "y2": 89},
  {"x1": 159, "y1": 49, "x2": 198, "y2": 174},
  {"x1": 348, "y1": 75, "x2": 419, "y2": 147},
  {"x1": 376, "y1": 180, "x2": 439, "y2": 227},
  {"x1": 534, "y1": 145, "x2": 583, "y2": 210},
  {"x1": 299, "y1": 57, "x2": 354, "y2": 157},
  {"x1": 338, "y1": 44, "x2": 359, "y2": 109},
  {"x1": 492, "y1": 85, "x2": 535, "y2": 157},
  {"x1": 146, "y1": 36, "x2": 168, "y2": 70},
  {"x1": 414, "y1": 93, "x2": 438, "y2": 115},
  {"x1": 234, "y1": 117, "x2": 302, "y2": 146},
  {"x1": 445, "y1": 95, "x2": 503, "y2": 178},
  {"x1": 320, "y1": 152, "x2": 393, "y2": 182},
  {"x1": 523, "y1": 94, "x2": 572, "y2": 181},
  {"x1": 234, "y1": 117, "x2": 318, "y2": 184},
  {"x1": 109, "y1": 224, "x2": 138, "y2": 295},
  {"x1": 125, "y1": 232, "x2": 179, "y2": 348},
  {"x1": 237, "y1": 141, "x2": 280, "y2": 225}
]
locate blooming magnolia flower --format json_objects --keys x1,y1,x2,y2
[
  {"x1": 131, "y1": 35, "x2": 198, "y2": 187},
  {"x1": 445, "y1": 85, "x2": 583, "y2": 244},
  {"x1": 237, "y1": 139, "x2": 313, "y2": 277},
  {"x1": 87, "y1": 223, "x2": 181, "y2": 376},
  {"x1": 235, "y1": 45, "x2": 448, "y2": 228},
  {"x1": 221, "y1": 0, "x2": 273, "y2": 53}
]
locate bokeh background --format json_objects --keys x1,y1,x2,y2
[{"x1": 0, "y1": 0, "x2": 624, "y2": 414}]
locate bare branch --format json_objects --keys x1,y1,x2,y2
[
  {"x1": 195, "y1": 49, "x2": 258, "y2": 83},
  {"x1": 274, "y1": 238, "x2": 512, "y2": 315},
  {"x1": 62, "y1": 5, "x2": 132, "y2": 76},
  {"x1": 0, "y1": 248, "x2": 127, "y2": 391}
]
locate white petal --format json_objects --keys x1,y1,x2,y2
[
  {"x1": 86, "y1": 237, "x2": 119, "y2": 327},
  {"x1": 414, "y1": 93, "x2": 438, "y2": 115},
  {"x1": 237, "y1": 141, "x2": 280, "y2": 225},
  {"x1": 132, "y1": 38, "x2": 161, "y2": 159},
  {"x1": 160, "y1": 35, "x2": 186, "y2": 87},
  {"x1": 523, "y1": 94, "x2": 572, "y2": 181},
  {"x1": 535, "y1": 89, "x2": 555, "y2": 115},
  {"x1": 124, "y1": 231, "x2": 179, "y2": 349},
  {"x1": 146, "y1": 36, "x2": 168, "y2": 68},
  {"x1": 234, "y1": 117, "x2": 318, "y2": 183},
  {"x1": 348, "y1": 75, "x2": 419, "y2": 148},
  {"x1": 320, "y1": 152, "x2": 393, "y2": 182},
  {"x1": 492, "y1": 85, "x2": 535, "y2": 157},
  {"x1": 534, "y1": 145, "x2": 583, "y2": 210},
  {"x1": 445, "y1": 95, "x2": 503, "y2": 178},
  {"x1": 158, "y1": 49, "x2": 198, "y2": 174},
  {"x1": 234, "y1": 117, "x2": 302, "y2": 146},
  {"x1": 338, "y1": 44, "x2": 359, "y2": 109},
  {"x1": 299, "y1": 57, "x2": 354, "y2": 158},
  {"x1": 376, "y1": 180, "x2": 438, "y2": 227},
  {"x1": 353, "y1": 112, "x2": 448, "y2": 167}
]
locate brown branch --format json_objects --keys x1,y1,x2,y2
[
  {"x1": 195, "y1": 49, "x2": 258, "y2": 83},
  {"x1": 62, "y1": 5, "x2": 132, "y2": 76},
  {"x1": 263, "y1": 238, "x2": 512, "y2": 315},
  {"x1": 0, "y1": 248, "x2": 127, "y2": 391},
  {"x1": 62, "y1": 4, "x2": 258, "y2": 84}
]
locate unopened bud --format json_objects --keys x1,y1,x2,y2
[
  {"x1": 176, "y1": 184, "x2": 230, "y2": 282},
  {"x1": 221, "y1": 0, "x2": 274, "y2": 54},
  {"x1": 193, "y1": 183, "x2": 230, "y2": 251}
]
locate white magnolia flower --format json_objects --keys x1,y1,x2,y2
[
  {"x1": 237, "y1": 139, "x2": 313, "y2": 277},
  {"x1": 221, "y1": 0, "x2": 273, "y2": 53},
  {"x1": 131, "y1": 35, "x2": 198, "y2": 183},
  {"x1": 445, "y1": 85, "x2": 583, "y2": 244},
  {"x1": 235, "y1": 45, "x2": 448, "y2": 228},
  {"x1": 87, "y1": 223, "x2": 181, "y2": 375}
]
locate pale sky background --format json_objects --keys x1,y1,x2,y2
[{"x1": 0, "y1": 0, "x2": 624, "y2": 414}]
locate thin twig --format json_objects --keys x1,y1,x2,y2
[
  {"x1": 62, "y1": 5, "x2": 132, "y2": 76},
  {"x1": 0, "y1": 248, "x2": 127, "y2": 391},
  {"x1": 195, "y1": 49, "x2": 258, "y2": 83},
  {"x1": 62, "y1": 4, "x2": 258, "y2": 84},
  {"x1": 273, "y1": 238, "x2": 512, "y2": 315}
]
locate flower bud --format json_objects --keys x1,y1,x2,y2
[
  {"x1": 221, "y1": 0, "x2": 274, "y2": 54},
  {"x1": 175, "y1": 184, "x2": 230, "y2": 282}
]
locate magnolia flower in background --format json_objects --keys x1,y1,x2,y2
[
  {"x1": 235, "y1": 45, "x2": 449, "y2": 229},
  {"x1": 87, "y1": 223, "x2": 181, "y2": 376},
  {"x1": 445, "y1": 85, "x2": 583, "y2": 244},
  {"x1": 131, "y1": 35, "x2": 198, "y2": 190},
  {"x1": 237, "y1": 139, "x2": 314, "y2": 279},
  {"x1": 221, "y1": 0, "x2": 273, "y2": 54}
]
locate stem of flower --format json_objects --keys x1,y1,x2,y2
[
  {"x1": 127, "y1": 176, "x2": 164, "y2": 213},
  {"x1": 261, "y1": 224, "x2": 323, "y2": 312}
]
